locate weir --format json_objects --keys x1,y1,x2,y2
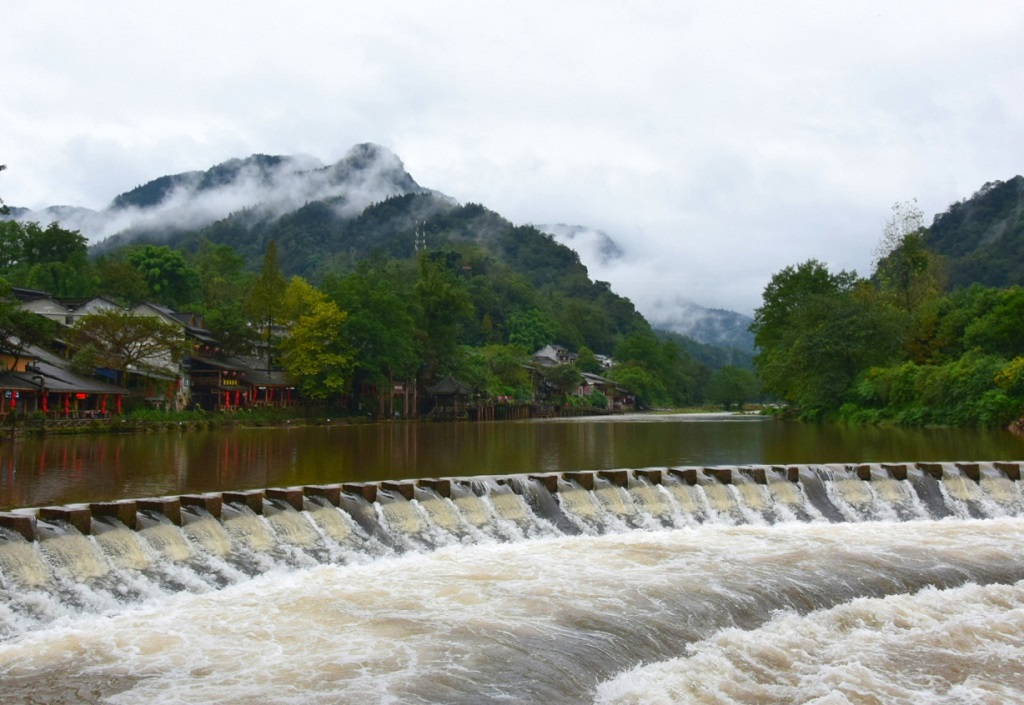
[{"x1": 1, "y1": 460, "x2": 1023, "y2": 637}]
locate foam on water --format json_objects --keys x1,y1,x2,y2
[
  {"x1": 2, "y1": 519, "x2": 1024, "y2": 704},
  {"x1": 595, "y1": 579, "x2": 1024, "y2": 705}
]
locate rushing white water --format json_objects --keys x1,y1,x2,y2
[{"x1": 1, "y1": 466, "x2": 1024, "y2": 703}]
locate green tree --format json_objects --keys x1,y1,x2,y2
[
  {"x1": 245, "y1": 240, "x2": 287, "y2": 368},
  {"x1": 0, "y1": 279, "x2": 57, "y2": 370},
  {"x1": 277, "y1": 293, "x2": 354, "y2": 400},
  {"x1": 9, "y1": 222, "x2": 94, "y2": 297},
  {"x1": 707, "y1": 365, "x2": 760, "y2": 410},
  {"x1": 507, "y1": 308, "x2": 558, "y2": 351},
  {"x1": 873, "y1": 200, "x2": 943, "y2": 313},
  {"x1": 752, "y1": 261, "x2": 904, "y2": 414},
  {"x1": 94, "y1": 255, "x2": 150, "y2": 305},
  {"x1": 324, "y1": 257, "x2": 421, "y2": 408},
  {"x1": 125, "y1": 244, "x2": 200, "y2": 308},
  {"x1": 189, "y1": 241, "x2": 257, "y2": 357},
  {"x1": 962, "y1": 287, "x2": 1024, "y2": 358},
  {"x1": 415, "y1": 251, "x2": 474, "y2": 382},
  {"x1": 0, "y1": 220, "x2": 25, "y2": 270},
  {"x1": 68, "y1": 309, "x2": 188, "y2": 386}
]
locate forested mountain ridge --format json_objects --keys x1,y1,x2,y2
[
  {"x1": 924, "y1": 175, "x2": 1024, "y2": 289},
  {"x1": 2, "y1": 144, "x2": 764, "y2": 409}
]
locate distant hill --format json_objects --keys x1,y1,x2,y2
[
  {"x1": 924, "y1": 176, "x2": 1024, "y2": 289},
  {"x1": 5, "y1": 143, "x2": 754, "y2": 365}
]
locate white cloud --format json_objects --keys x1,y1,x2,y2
[{"x1": 2, "y1": 0, "x2": 1024, "y2": 316}]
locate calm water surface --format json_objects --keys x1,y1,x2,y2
[{"x1": 1, "y1": 413, "x2": 1021, "y2": 510}]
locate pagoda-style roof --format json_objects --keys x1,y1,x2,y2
[{"x1": 427, "y1": 375, "x2": 473, "y2": 396}]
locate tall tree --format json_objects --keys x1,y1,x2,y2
[
  {"x1": 873, "y1": 200, "x2": 943, "y2": 312},
  {"x1": 245, "y1": 240, "x2": 287, "y2": 368},
  {"x1": 324, "y1": 257, "x2": 421, "y2": 407},
  {"x1": 752, "y1": 261, "x2": 903, "y2": 413},
  {"x1": 125, "y1": 244, "x2": 200, "y2": 308},
  {"x1": 278, "y1": 300, "x2": 352, "y2": 399},
  {"x1": 68, "y1": 309, "x2": 188, "y2": 386},
  {"x1": 415, "y1": 251, "x2": 473, "y2": 382}
]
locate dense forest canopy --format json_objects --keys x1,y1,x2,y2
[{"x1": 754, "y1": 185, "x2": 1024, "y2": 427}]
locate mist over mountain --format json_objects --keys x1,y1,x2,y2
[
  {"x1": 537, "y1": 224, "x2": 625, "y2": 266},
  {"x1": 10, "y1": 144, "x2": 424, "y2": 245},
  {"x1": 6, "y1": 142, "x2": 756, "y2": 358},
  {"x1": 923, "y1": 175, "x2": 1024, "y2": 289},
  {"x1": 645, "y1": 297, "x2": 755, "y2": 352}
]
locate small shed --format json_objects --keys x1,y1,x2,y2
[{"x1": 426, "y1": 375, "x2": 474, "y2": 421}]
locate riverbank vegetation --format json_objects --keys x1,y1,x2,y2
[
  {"x1": 753, "y1": 200, "x2": 1024, "y2": 428},
  {"x1": 0, "y1": 204, "x2": 759, "y2": 415}
]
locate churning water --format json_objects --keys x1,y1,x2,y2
[{"x1": 3, "y1": 463, "x2": 1024, "y2": 703}]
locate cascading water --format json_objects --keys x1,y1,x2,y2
[{"x1": 2, "y1": 462, "x2": 1024, "y2": 704}]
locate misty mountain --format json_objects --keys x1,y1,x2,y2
[
  {"x1": 5, "y1": 142, "x2": 756, "y2": 365},
  {"x1": 11, "y1": 144, "x2": 425, "y2": 246},
  {"x1": 536, "y1": 224, "x2": 625, "y2": 265},
  {"x1": 645, "y1": 297, "x2": 755, "y2": 353},
  {"x1": 923, "y1": 175, "x2": 1024, "y2": 289}
]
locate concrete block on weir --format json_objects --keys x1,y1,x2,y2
[
  {"x1": 0, "y1": 512, "x2": 37, "y2": 541},
  {"x1": 380, "y1": 482, "x2": 415, "y2": 501},
  {"x1": 881, "y1": 464, "x2": 908, "y2": 481},
  {"x1": 304, "y1": 485, "x2": 343, "y2": 506},
  {"x1": 343, "y1": 483, "x2": 378, "y2": 503},
  {"x1": 563, "y1": 472, "x2": 595, "y2": 490},
  {"x1": 266, "y1": 488, "x2": 304, "y2": 512},
  {"x1": 703, "y1": 468, "x2": 732, "y2": 484},
  {"x1": 137, "y1": 498, "x2": 182, "y2": 526},
  {"x1": 669, "y1": 468, "x2": 698, "y2": 485},
  {"x1": 916, "y1": 463, "x2": 944, "y2": 480},
  {"x1": 772, "y1": 466, "x2": 800, "y2": 483},
  {"x1": 38, "y1": 506, "x2": 93, "y2": 535},
  {"x1": 180, "y1": 494, "x2": 223, "y2": 518},
  {"x1": 853, "y1": 465, "x2": 872, "y2": 481},
  {"x1": 223, "y1": 491, "x2": 265, "y2": 514},
  {"x1": 633, "y1": 469, "x2": 663, "y2": 485},
  {"x1": 417, "y1": 478, "x2": 452, "y2": 497},
  {"x1": 995, "y1": 462, "x2": 1021, "y2": 481},
  {"x1": 955, "y1": 463, "x2": 981, "y2": 483},
  {"x1": 528, "y1": 474, "x2": 559, "y2": 493},
  {"x1": 90, "y1": 501, "x2": 138, "y2": 530},
  {"x1": 598, "y1": 470, "x2": 629, "y2": 487},
  {"x1": 740, "y1": 467, "x2": 767, "y2": 484}
]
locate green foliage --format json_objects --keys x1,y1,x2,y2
[
  {"x1": 0, "y1": 221, "x2": 94, "y2": 297},
  {"x1": 68, "y1": 309, "x2": 188, "y2": 385},
  {"x1": 752, "y1": 261, "x2": 904, "y2": 414},
  {"x1": 924, "y1": 176, "x2": 1024, "y2": 290},
  {"x1": 125, "y1": 244, "x2": 200, "y2": 308},
  {"x1": 707, "y1": 365, "x2": 760, "y2": 410},
  {"x1": 507, "y1": 308, "x2": 558, "y2": 351},
  {"x1": 0, "y1": 278, "x2": 58, "y2": 368},
  {"x1": 276, "y1": 297, "x2": 353, "y2": 400}
]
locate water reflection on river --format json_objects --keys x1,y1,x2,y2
[{"x1": 1, "y1": 413, "x2": 1021, "y2": 510}]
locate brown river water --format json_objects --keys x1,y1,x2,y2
[
  {"x1": 1, "y1": 413, "x2": 1021, "y2": 510},
  {"x1": 2, "y1": 413, "x2": 1024, "y2": 704}
]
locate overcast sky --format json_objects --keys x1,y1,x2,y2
[{"x1": 3, "y1": 1, "x2": 1023, "y2": 317}]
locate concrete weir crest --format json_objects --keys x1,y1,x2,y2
[{"x1": 0, "y1": 461, "x2": 1021, "y2": 543}]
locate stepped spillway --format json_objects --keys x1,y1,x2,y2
[{"x1": 0, "y1": 461, "x2": 1021, "y2": 638}]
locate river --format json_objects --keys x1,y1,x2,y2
[
  {"x1": 2, "y1": 413, "x2": 1022, "y2": 510},
  {"x1": 1, "y1": 414, "x2": 1023, "y2": 704}
]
